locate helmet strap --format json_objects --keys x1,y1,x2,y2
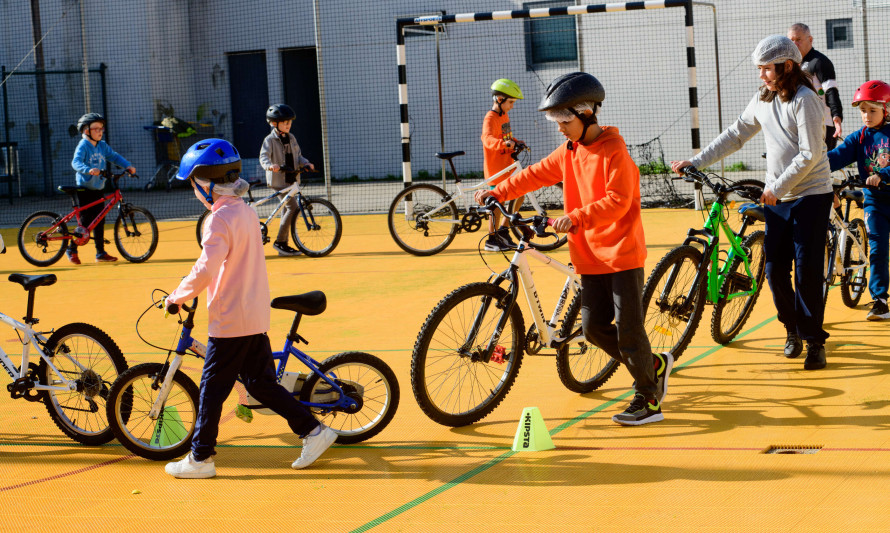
[
  {"x1": 193, "y1": 178, "x2": 215, "y2": 205},
  {"x1": 493, "y1": 95, "x2": 506, "y2": 116},
  {"x1": 569, "y1": 104, "x2": 599, "y2": 143}
]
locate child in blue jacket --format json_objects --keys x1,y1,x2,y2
[
  {"x1": 69, "y1": 113, "x2": 135, "y2": 264},
  {"x1": 828, "y1": 80, "x2": 890, "y2": 320}
]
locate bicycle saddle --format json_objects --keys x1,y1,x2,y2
[
  {"x1": 8, "y1": 273, "x2": 57, "y2": 291},
  {"x1": 738, "y1": 203, "x2": 765, "y2": 223},
  {"x1": 435, "y1": 151, "x2": 465, "y2": 160},
  {"x1": 271, "y1": 291, "x2": 327, "y2": 316},
  {"x1": 839, "y1": 188, "x2": 864, "y2": 204}
]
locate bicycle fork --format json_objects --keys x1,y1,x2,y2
[
  {"x1": 148, "y1": 354, "x2": 184, "y2": 419},
  {"x1": 461, "y1": 277, "x2": 519, "y2": 365}
]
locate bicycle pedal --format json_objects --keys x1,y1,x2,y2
[{"x1": 491, "y1": 345, "x2": 506, "y2": 364}]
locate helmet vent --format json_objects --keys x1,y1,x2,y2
[
  {"x1": 215, "y1": 148, "x2": 226, "y2": 157},
  {"x1": 197, "y1": 143, "x2": 211, "y2": 150}
]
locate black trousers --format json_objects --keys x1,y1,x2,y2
[
  {"x1": 191, "y1": 333, "x2": 319, "y2": 461},
  {"x1": 72, "y1": 189, "x2": 107, "y2": 255},
  {"x1": 763, "y1": 192, "x2": 833, "y2": 344}
]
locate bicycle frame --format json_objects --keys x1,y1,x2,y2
[
  {"x1": 146, "y1": 301, "x2": 358, "y2": 420},
  {"x1": 473, "y1": 237, "x2": 582, "y2": 363},
  {"x1": 0, "y1": 311, "x2": 81, "y2": 396},
  {"x1": 246, "y1": 180, "x2": 320, "y2": 233},
  {"x1": 827, "y1": 193, "x2": 868, "y2": 282},
  {"x1": 39, "y1": 189, "x2": 122, "y2": 244}
]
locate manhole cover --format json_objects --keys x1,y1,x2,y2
[{"x1": 764, "y1": 445, "x2": 822, "y2": 454}]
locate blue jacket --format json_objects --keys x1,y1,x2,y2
[
  {"x1": 828, "y1": 124, "x2": 890, "y2": 206},
  {"x1": 71, "y1": 137, "x2": 131, "y2": 190}
]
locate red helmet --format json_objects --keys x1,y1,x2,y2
[{"x1": 852, "y1": 80, "x2": 890, "y2": 107}]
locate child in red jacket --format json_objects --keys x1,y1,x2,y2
[{"x1": 476, "y1": 72, "x2": 673, "y2": 425}]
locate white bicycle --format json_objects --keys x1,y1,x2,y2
[
  {"x1": 823, "y1": 170, "x2": 870, "y2": 308},
  {"x1": 0, "y1": 273, "x2": 127, "y2": 444},
  {"x1": 410, "y1": 198, "x2": 617, "y2": 427},
  {"x1": 195, "y1": 167, "x2": 342, "y2": 257},
  {"x1": 387, "y1": 143, "x2": 566, "y2": 256}
]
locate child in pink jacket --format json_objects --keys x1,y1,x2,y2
[{"x1": 163, "y1": 139, "x2": 335, "y2": 478}]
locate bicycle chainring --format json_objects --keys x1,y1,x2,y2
[
  {"x1": 525, "y1": 324, "x2": 544, "y2": 355},
  {"x1": 72, "y1": 226, "x2": 90, "y2": 246},
  {"x1": 461, "y1": 211, "x2": 483, "y2": 233}
]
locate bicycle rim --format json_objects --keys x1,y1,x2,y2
[
  {"x1": 292, "y1": 197, "x2": 342, "y2": 257},
  {"x1": 114, "y1": 206, "x2": 158, "y2": 263},
  {"x1": 711, "y1": 231, "x2": 766, "y2": 344},
  {"x1": 841, "y1": 218, "x2": 868, "y2": 308},
  {"x1": 642, "y1": 245, "x2": 705, "y2": 359},
  {"x1": 555, "y1": 295, "x2": 620, "y2": 393}
]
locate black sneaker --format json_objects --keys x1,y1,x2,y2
[
  {"x1": 483, "y1": 236, "x2": 511, "y2": 253},
  {"x1": 867, "y1": 300, "x2": 890, "y2": 321},
  {"x1": 612, "y1": 394, "x2": 664, "y2": 426},
  {"x1": 784, "y1": 331, "x2": 803, "y2": 359},
  {"x1": 803, "y1": 342, "x2": 826, "y2": 370},
  {"x1": 497, "y1": 227, "x2": 516, "y2": 246},
  {"x1": 654, "y1": 351, "x2": 675, "y2": 402},
  {"x1": 273, "y1": 241, "x2": 302, "y2": 257}
]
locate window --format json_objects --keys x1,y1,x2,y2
[
  {"x1": 826, "y1": 18, "x2": 853, "y2": 49},
  {"x1": 524, "y1": 1, "x2": 578, "y2": 67}
]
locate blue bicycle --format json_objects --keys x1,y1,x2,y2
[{"x1": 105, "y1": 291, "x2": 399, "y2": 460}]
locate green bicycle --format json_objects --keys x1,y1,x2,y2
[{"x1": 642, "y1": 166, "x2": 767, "y2": 359}]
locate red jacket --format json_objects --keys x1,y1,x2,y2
[{"x1": 492, "y1": 126, "x2": 646, "y2": 275}]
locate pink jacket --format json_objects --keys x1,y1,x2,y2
[{"x1": 167, "y1": 196, "x2": 271, "y2": 338}]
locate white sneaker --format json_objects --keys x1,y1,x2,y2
[
  {"x1": 165, "y1": 452, "x2": 216, "y2": 479},
  {"x1": 291, "y1": 425, "x2": 337, "y2": 470}
]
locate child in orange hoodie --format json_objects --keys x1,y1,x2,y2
[{"x1": 476, "y1": 72, "x2": 673, "y2": 425}]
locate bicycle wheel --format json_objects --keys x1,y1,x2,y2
[
  {"x1": 411, "y1": 282, "x2": 525, "y2": 426},
  {"x1": 555, "y1": 294, "x2": 620, "y2": 393},
  {"x1": 507, "y1": 186, "x2": 568, "y2": 252},
  {"x1": 300, "y1": 351, "x2": 399, "y2": 444},
  {"x1": 18, "y1": 211, "x2": 69, "y2": 267},
  {"x1": 195, "y1": 209, "x2": 211, "y2": 248},
  {"x1": 387, "y1": 183, "x2": 459, "y2": 256},
  {"x1": 641, "y1": 245, "x2": 706, "y2": 360},
  {"x1": 41, "y1": 323, "x2": 127, "y2": 445},
  {"x1": 106, "y1": 363, "x2": 199, "y2": 461},
  {"x1": 841, "y1": 218, "x2": 869, "y2": 308},
  {"x1": 291, "y1": 197, "x2": 342, "y2": 257},
  {"x1": 711, "y1": 230, "x2": 766, "y2": 345},
  {"x1": 114, "y1": 206, "x2": 158, "y2": 263},
  {"x1": 823, "y1": 228, "x2": 838, "y2": 309}
]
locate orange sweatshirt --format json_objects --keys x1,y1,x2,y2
[
  {"x1": 492, "y1": 126, "x2": 646, "y2": 275},
  {"x1": 481, "y1": 110, "x2": 515, "y2": 181}
]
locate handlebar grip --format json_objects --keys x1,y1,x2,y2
[
  {"x1": 547, "y1": 217, "x2": 577, "y2": 234},
  {"x1": 166, "y1": 302, "x2": 180, "y2": 315}
]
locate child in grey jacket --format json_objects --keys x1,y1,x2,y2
[
  {"x1": 258, "y1": 103, "x2": 314, "y2": 257},
  {"x1": 671, "y1": 35, "x2": 833, "y2": 371}
]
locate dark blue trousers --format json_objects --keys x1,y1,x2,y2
[
  {"x1": 864, "y1": 202, "x2": 890, "y2": 301},
  {"x1": 191, "y1": 333, "x2": 319, "y2": 461},
  {"x1": 763, "y1": 193, "x2": 833, "y2": 345}
]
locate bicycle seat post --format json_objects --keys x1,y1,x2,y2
[
  {"x1": 287, "y1": 312, "x2": 307, "y2": 345},
  {"x1": 24, "y1": 288, "x2": 38, "y2": 325}
]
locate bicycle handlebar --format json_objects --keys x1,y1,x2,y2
[
  {"x1": 484, "y1": 196, "x2": 564, "y2": 239},
  {"x1": 676, "y1": 165, "x2": 762, "y2": 201}
]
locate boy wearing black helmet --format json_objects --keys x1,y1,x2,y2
[
  {"x1": 476, "y1": 72, "x2": 673, "y2": 425},
  {"x1": 164, "y1": 139, "x2": 335, "y2": 478},
  {"x1": 69, "y1": 113, "x2": 136, "y2": 264},
  {"x1": 259, "y1": 103, "x2": 315, "y2": 257}
]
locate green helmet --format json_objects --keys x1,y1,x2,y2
[{"x1": 490, "y1": 79, "x2": 524, "y2": 99}]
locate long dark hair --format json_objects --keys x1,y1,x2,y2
[{"x1": 759, "y1": 61, "x2": 815, "y2": 103}]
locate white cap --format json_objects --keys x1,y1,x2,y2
[{"x1": 751, "y1": 35, "x2": 802, "y2": 66}]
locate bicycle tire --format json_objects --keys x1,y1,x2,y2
[
  {"x1": 291, "y1": 197, "x2": 342, "y2": 257},
  {"x1": 195, "y1": 209, "x2": 211, "y2": 248},
  {"x1": 841, "y1": 218, "x2": 869, "y2": 308},
  {"x1": 641, "y1": 245, "x2": 706, "y2": 360},
  {"x1": 555, "y1": 294, "x2": 620, "y2": 393},
  {"x1": 823, "y1": 228, "x2": 838, "y2": 310},
  {"x1": 300, "y1": 351, "x2": 399, "y2": 444},
  {"x1": 18, "y1": 211, "x2": 69, "y2": 267},
  {"x1": 114, "y1": 206, "x2": 158, "y2": 263},
  {"x1": 711, "y1": 230, "x2": 766, "y2": 345},
  {"x1": 42, "y1": 323, "x2": 127, "y2": 445},
  {"x1": 106, "y1": 363, "x2": 199, "y2": 461},
  {"x1": 411, "y1": 282, "x2": 525, "y2": 426},
  {"x1": 387, "y1": 183, "x2": 459, "y2": 256},
  {"x1": 506, "y1": 191, "x2": 568, "y2": 252}
]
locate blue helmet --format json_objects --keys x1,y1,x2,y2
[{"x1": 176, "y1": 138, "x2": 241, "y2": 182}]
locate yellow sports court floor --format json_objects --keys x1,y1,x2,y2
[{"x1": 1, "y1": 209, "x2": 889, "y2": 532}]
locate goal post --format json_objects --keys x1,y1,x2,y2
[{"x1": 395, "y1": 0, "x2": 701, "y2": 202}]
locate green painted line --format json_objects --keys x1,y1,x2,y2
[
  {"x1": 349, "y1": 451, "x2": 517, "y2": 533},
  {"x1": 352, "y1": 311, "x2": 780, "y2": 531}
]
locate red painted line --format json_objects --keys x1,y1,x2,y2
[
  {"x1": 558, "y1": 446, "x2": 763, "y2": 451},
  {"x1": 0, "y1": 455, "x2": 133, "y2": 493}
]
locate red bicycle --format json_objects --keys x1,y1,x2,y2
[{"x1": 17, "y1": 167, "x2": 159, "y2": 267}]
